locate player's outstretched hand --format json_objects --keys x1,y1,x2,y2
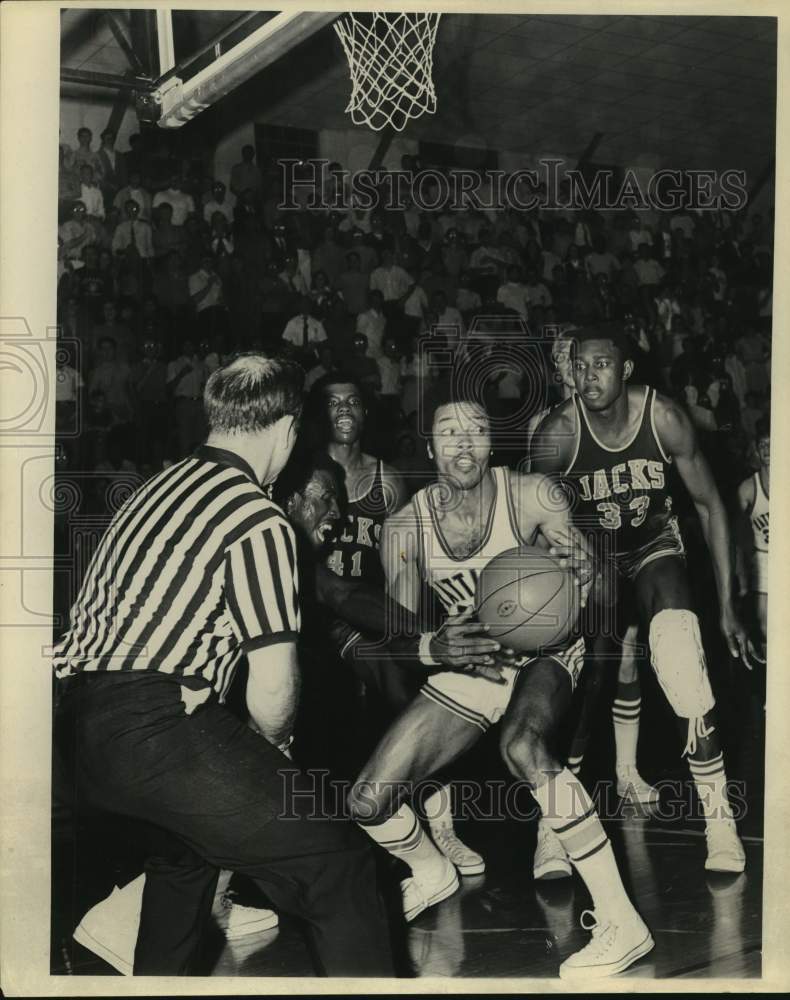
[
  {"x1": 720, "y1": 602, "x2": 750, "y2": 661},
  {"x1": 429, "y1": 612, "x2": 506, "y2": 683}
]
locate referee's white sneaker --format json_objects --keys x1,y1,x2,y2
[
  {"x1": 558, "y1": 908, "x2": 654, "y2": 980},
  {"x1": 73, "y1": 875, "x2": 144, "y2": 975},
  {"x1": 533, "y1": 819, "x2": 572, "y2": 881},
  {"x1": 401, "y1": 858, "x2": 459, "y2": 922},
  {"x1": 429, "y1": 823, "x2": 486, "y2": 876},
  {"x1": 705, "y1": 819, "x2": 746, "y2": 873},
  {"x1": 616, "y1": 766, "x2": 660, "y2": 806}
]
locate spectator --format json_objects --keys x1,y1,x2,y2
[
  {"x1": 282, "y1": 296, "x2": 327, "y2": 364},
  {"x1": 59, "y1": 201, "x2": 97, "y2": 261},
  {"x1": 97, "y1": 129, "x2": 126, "y2": 211},
  {"x1": 166, "y1": 338, "x2": 206, "y2": 458},
  {"x1": 89, "y1": 299, "x2": 134, "y2": 366},
  {"x1": 496, "y1": 264, "x2": 530, "y2": 320},
  {"x1": 79, "y1": 164, "x2": 105, "y2": 222},
  {"x1": 202, "y1": 180, "x2": 235, "y2": 226},
  {"x1": 346, "y1": 333, "x2": 381, "y2": 395},
  {"x1": 189, "y1": 253, "x2": 226, "y2": 341},
  {"x1": 456, "y1": 270, "x2": 482, "y2": 317},
  {"x1": 337, "y1": 252, "x2": 369, "y2": 317},
  {"x1": 113, "y1": 169, "x2": 152, "y2": 221},
  {"x1": 131, "y1": 338, "x2": 168, "y2": 469},
  {"x1": 377, "y1": 336, "x2": 403, "y2": 415},
  {"x1": 88, "y1": 336, "x2": 133, "y2": 425},
  {"x1": 524, "y1": 267, "x2": 553, "y2": 310},
  {"x1": 350, "y1": 228, "x2": 378, "y2": 276},
  {"x1": 305, "y1": 342, "x2": 338, "y2": 391},
  {"x1": 153, "y1": 175, "x2": 195, "y2": 228},
  {"x1": 369, "y1": 249, "x2": 412, "y2": 317},
  {"x1": 585, "y1": 236, "x2": 621, "y2": 282},
  {"x1": 280, "y1": 254, "x2": 309, "y2": 298},
  {"x1": 229, "y1": 144, "x2": 263, "y2": 200},
  {"x1": 356, "y1": 289, "x2": 387, "y2": 360},
  {"x1": 72, "y1": 126, "x2": 102, "y2": 177},
  {"x1": 112, "y1": 199, "x2": 154, "y2": 260},
  {"x1": 312, "y1": 227, "x2": 346, "y2": 288},
  {"x1": 152, "y1": 202, "x2": 185, "y2": 259}
]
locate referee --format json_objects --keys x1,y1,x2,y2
[{"x1": 53, "y1": 354, "x2": 394, "y2": 976}]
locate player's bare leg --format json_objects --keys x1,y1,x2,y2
[
  {"x1": 348, "y1": 694, "x2": 483, "y2": 921},
  {"x1": 500, "y1": 658, "x2": 653, "y2": 978},
  {"x1": 635, "y1": 557, "x2": 745, "y2": 873}
]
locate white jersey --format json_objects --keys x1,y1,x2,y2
[
  {"x1": 411, "y1": 467, "x2": 534, "y2": 618},
  {"x1": 750, "y1": 471, "x2": 769, "y2": 553}
]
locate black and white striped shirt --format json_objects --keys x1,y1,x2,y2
[{"x1": 53, "y1": 446, "x2": 300, "y2": 699}]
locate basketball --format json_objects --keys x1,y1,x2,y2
[{"x1": 475, "y1": 545, "x2": 581, "y2": 653}]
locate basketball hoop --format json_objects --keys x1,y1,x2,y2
[{"x1": 334, "y1": 12, "x2": 441, "y2": 132}]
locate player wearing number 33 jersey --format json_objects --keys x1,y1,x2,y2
[
  {"x1": 532, "y1": 324, "x2": 749, "y2": 878},
  {"x1": 565, "y1": 382, "x2": 683, "y2": 579}
]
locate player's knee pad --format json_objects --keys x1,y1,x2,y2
[{"x1": 648, "y1": 609, "x2": 716, "y2": 756}]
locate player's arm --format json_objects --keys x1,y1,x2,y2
[
  {"x1": 654, "y1": 395, "x2": 749, "y2": 659},
  {"x1": 528, "y1": 402, "x2": 576, "y2": 476},
  {"x1": 734, "y1": 477, "x2": 756, "y2": 598},
  {"x1": 381, "y1": 464, "x2": 410, "y2": 515},
  {"x1": 379, "y1": 502, "x2": 504, "y2": 676},
  {"x1": 512, "y1": 472, "x2": 596, "y2": 607}
]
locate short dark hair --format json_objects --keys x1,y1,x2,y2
[
  {"x1": 204, "y1": 354, "x2": 303, "y2": 435},
  {"x1": 570, "y1": 322, "x2": 633, "y2": 361},
  {"x1": 755, "y1": 417, "x2": 770, "y2": 441},
  {"x1": 310, "y1": 370, "x2": 365, "y2": 401},
  {"x1": 424, "y1": 378, "x2": 489, "y2": 435},
  {"x1": 272, "y1": 449, "x2": 344, "y2": 511}
]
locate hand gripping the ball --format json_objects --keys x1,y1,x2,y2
[{"x1": 427, "y1": 611, "x2": 508, "y2": 684}]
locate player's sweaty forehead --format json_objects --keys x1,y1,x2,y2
[
  {"x1": 324, "y1": 383, "x2": 363, "y2": 406},
  {"x1": 571, "y1": 338, "x2": 621, "y2": 363},
  {"x1": 433, "y1": 401, "x2": 489, "y2": 434}
]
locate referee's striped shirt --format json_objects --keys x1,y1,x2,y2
[{"x1": 53, "y1": 445, "x2": 300, "y2": 699}]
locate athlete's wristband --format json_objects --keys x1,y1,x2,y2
[{"x1": 419, "y1": 632, "x2": 439, "y2": 667}]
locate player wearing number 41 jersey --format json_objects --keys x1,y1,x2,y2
[{"x1": 533, "y1": 322, "x2": 751, "y2": 876}]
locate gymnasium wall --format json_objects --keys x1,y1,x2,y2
[{"x1": 59, "y1": 94, "x2": 137, "y2": 151}]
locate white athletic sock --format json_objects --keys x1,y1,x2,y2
[
  {"x1": 533, "y1": 768, "x2": 636, "y2": 924},
  {"x1": 613, "y1": 679, "x2": 641, "y2": 771},
  {"x1": 688, "y1": 752, "x2": 733, "y2": 823},
  {"x1": 424, "y1": 785, "x2": 453, "y2": 830},
  {"x1": 357, "y1": 803, "x2": 447, "y2": 883}
]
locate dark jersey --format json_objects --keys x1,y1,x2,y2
[
  {"x1": 326, "y1": 460, "x2": 388, "y2": 586},
  {"x1": 564, "y1": 386, "x2": 675, "y2": 555}
]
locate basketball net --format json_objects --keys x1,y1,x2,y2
[{"x1": 334, "y1": 12, "x2": 441, "y2": 132}]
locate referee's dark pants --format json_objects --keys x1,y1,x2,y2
[{"x1": 58, "y1": 672, "x2": 395, "y2": 977}]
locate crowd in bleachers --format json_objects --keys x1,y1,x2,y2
[{"x1": 56, "y1": 127, "x2": 772, "y2": 511}]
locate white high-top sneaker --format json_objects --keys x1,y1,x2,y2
[
  {"x1": 559, "y1": 908, "x2": 654, "y2": 980},
  {"x1": 73, "y1": 875, "x2": 145, "y2": 975},
  {"x1": 533, "y1": 819, "x2": 572, "y2": 881},
  {"x1": 616, "y1": 765, "x2": 659, "y2": 806},
  {"x1": 705, "y1": 818, "x2": 746, "y2": 873},
  {"x1": 429, "y1": 823, "x2": 486, "y2": 876}
]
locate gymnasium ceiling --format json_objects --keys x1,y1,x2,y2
[{"x1": 61, "y1": 10, "x2": 777, "y2": 170}]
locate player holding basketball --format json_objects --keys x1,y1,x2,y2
[
  {"x1": 736, "y1": 417, "x2": 769, "y2": 660},
  {"x1": 532, "y1": 322, "x2": 748, "y2": 874},
  {"x1": 316, "y1": 372, "x2": 486, "y2": 877},
  {"x1": 349, "y1": 388, "x2": 655, "y2": 979}
]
